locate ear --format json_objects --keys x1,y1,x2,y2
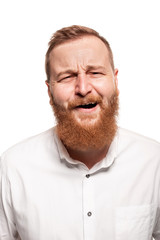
[
  {"x1": 114, "y1": 68, "x2": 119, "y2": 96},
  {"x1": 45, "y1": 80, "x2": 54, "y2": 106}
]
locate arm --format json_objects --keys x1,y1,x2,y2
[
  {"x1": 0, "y1": 155, "x2": 20, "y2": 240},
  {"x1": 153, "y1": 207, "x2": 160, "y2": 240}
]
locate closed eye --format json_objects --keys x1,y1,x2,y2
[
  {"x1": 59, "y1": 75, "x2": 75, "y2": 82},
  {"x1": 90, "y1": 72, "x2": 103, "y2": 76},
  {"x1": 63, "y1": 75, "x2": 72, "y2": 80}
]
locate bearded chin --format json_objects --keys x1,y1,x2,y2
[{"x1": 51, "y1": 93, "x2": 119, "y2": 151}]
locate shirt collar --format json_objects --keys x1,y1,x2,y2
[{"x1": 54, "y1": 127, "x2": 119, "y2": 172}]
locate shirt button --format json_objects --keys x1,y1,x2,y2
[
  {"x1": 87, "y1": 211, "x2": 92, "y2": 217},
  {"x1": 86, "y1": 174, "x2": 90, "y2": 178}
]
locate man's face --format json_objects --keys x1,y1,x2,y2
[
  {"x1": 47, "y1": 36, "x2": 119, "y2": 151},
  {"x1": 48, "y1": 36, "x2": 118, "y2": 121}
]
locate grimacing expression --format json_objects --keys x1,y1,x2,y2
[
  {"x1": 46, "y1": 36, "x2": 119, "y2": 150},
  {"x1": 47, "y1": 36, "x2": 118, "y2": 119}
]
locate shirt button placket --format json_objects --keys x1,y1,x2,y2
[
  {"x1": 82, "y1": 173, "x2": 95, "y2": 239},
  {"x1": 87, "y1": 211, "x2": 92, "y2": 217},
  {"x1": 86, "y1": 174, "x2": 90, "y2": 178}
]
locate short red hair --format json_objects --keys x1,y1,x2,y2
[{"x1": 45, "y1": 25, "x2": 114, "y2": 82}]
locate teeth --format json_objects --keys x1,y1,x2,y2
[
  {"x1": 81, "y1": 102, "x2": 95, "y2": 106},
  {"x1": 84, "y1": 102, "x2": 94, "y2": 105}
]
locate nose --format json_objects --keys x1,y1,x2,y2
[{"x1": 75, "y1": 74, "x2": 92, "y2": 97}]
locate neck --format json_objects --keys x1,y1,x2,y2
[{"x1": 66, "y1": 144, "x2": 110, "y2": 169}]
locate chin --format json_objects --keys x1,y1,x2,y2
[{"x1": 73, "y1": 113, "x2": 100, "y2": 126}]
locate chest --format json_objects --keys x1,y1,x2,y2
[{"x1": 11, "y1": 164, "x2": 158, "y2": 240}]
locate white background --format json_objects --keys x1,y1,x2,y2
[{"x1": 0, "y1": 0, "x2": 160, "y2": 154}]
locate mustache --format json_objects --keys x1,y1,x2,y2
[{"x1": 67, "y1": 95, "x2": 103, "y2": 110}]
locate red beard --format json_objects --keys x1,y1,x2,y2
[{"x1": 51, "y1": 92, "x2": 119, "y2": 151}]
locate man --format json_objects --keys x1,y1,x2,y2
[{"x1": 0, "y1": 25, "x2": 160, "y2": 240}]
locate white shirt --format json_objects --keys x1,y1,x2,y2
[{"x1": 0, "y1": 127, "x2": 160, "y2": 240}]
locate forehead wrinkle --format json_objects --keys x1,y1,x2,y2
[
  {"x1": 85, "y1": 65, "x2": 106, "y2": 71},
  {"x1": 50, "y1": 39, "x2": 111, "y2": 79}
]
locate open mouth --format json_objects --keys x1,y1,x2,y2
[{"x1": 76, "y1": 102, "x2": 97, "y2": 109}]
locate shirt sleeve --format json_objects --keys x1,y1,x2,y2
[
  {"x1": 0, "y1": 154, "x2": 20, "y2": 240},
  {"x1": 153, "y1": 207, "x2": 160, "y2": 239}
]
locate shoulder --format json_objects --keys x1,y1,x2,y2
[
  {"x1": 117, "y1": 127, "x2": 160, "y2": 157},
  {"x1": 118, "y1": 127, "x2": 160, "y2": 144},
  {"x1": 0, "y1": 128, "x2": 58, "y2": 170}
]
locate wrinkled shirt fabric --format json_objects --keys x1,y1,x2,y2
[{"x1": 0, "y1": 127, "x2": 160, "y2": 240}]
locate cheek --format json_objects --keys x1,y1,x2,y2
[
  {"x1": 52, "y1": 85, "x2": 73, "y2": 107},
  {"x1": 93, "y1": 80, "x2": 115, "y2": 98}
]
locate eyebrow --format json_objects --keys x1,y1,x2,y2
[
  {"x1": 86, "y1": 65, "x2": 106, "y2": 72},
  {"x1": 56, "y1": 65, "x2": 106, "y2": 79}
]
